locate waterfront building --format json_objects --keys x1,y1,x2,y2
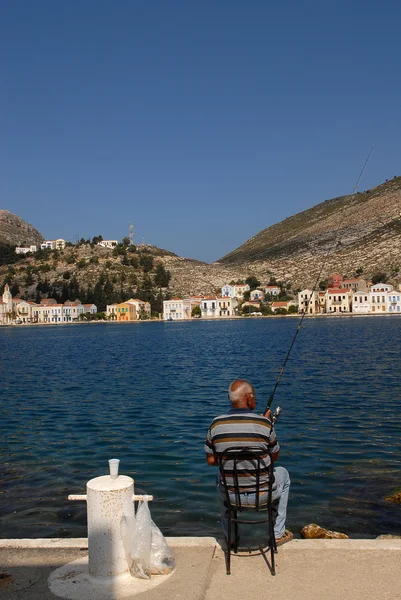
[
  {"x1": 370, "y1": 283, "x2": 393, "y2": 314},
  {"x1": 271, "y1": 300, "x2": 296, "y2": 313},
  {"x1": 15, "y1": 245, "x2": 37, "y2": 254},
  {"x1": 387, "y1": 292, "x2": 401, "y2": 313},
  {"x1": 264, "y1": 285, "x2": 280, "y2": 297},
  {"x1": 32, "y1": 303, "x2": 64, "y2": 323},
  {"x1": 115, "y1": 302, "x2": 137, "y2": 321},
  {"x1": 0, "y1": 284, "x2": 13, "y2": 324},
  {"x1": 163, "y1": 298, "x2": 193, "y2": 320},
  {"x1": 298, "y1": 289, "x2": 319, "y2": 314},
  {"x1": 14, "y1": 300, "x2": 36, "y2": 323},
  {"x1": 126, "y1": 298, "x2": 151, "y2": 319},
  {"x1": 97, "y1": 240, "x2": 118, "y2": 249},
  {"x1": 326, "y1": 289, "x2": 352, "y2": 313},
  {"x1": 318, "y1": 292, "x2": 326, "y2": 313},
  {"x1": 106, "y1": 303, "x2": 118, "y2": 319},
  {"x1": 352, "y1": 292, "x2": 371, "y2": 314},
  {"x1": 200, "y1": 297, "x2": 219, "y2": 318},
  {"x1": 83, "y1": 304, "x2": 97, "y2": 315},
  {"x1": 217, "y1": 296, "x2": 238, "y2": 317},
  {"x1": 250, "y1": 289, "x2": 265, "y2": 301}
]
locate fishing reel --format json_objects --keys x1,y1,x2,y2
[{"x1": 271, "y1": 406, "x2": 282, "y2": 424}]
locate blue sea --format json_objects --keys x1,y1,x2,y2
[{"x1": 1, "y1": 317, "x2": 400, "y2": 539}]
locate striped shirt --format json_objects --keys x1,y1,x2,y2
[{"x1": 205, "y1": 408, "x2": 279, "y2": 491}]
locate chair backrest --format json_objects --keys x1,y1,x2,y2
[{"x1": 217, "y1": 446, "x2": 274, "y2": 511}]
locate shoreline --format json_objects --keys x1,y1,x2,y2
[{"x1": 1, "y1": 312, "x2": 399, "y2": 328}]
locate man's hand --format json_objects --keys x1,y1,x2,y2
[
  {"x1": 206, "y1": 454, "x2": 217, "y2": 466},
  {"x1": 263, "y1": 409, "x2": 272, "y2": 420}
]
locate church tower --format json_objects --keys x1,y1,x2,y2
[{"x1": 2, "y1": 284, "x2": 13, "y2": 313}]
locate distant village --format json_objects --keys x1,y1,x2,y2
[
  {"x1": 1, "y1": 237, "x2": 400, "y2": 324},
  {"x1": 162, "y1": 275, "x2": 401, "y2": 321},
  {"x1": 1, "y1": 274, "x2": 400, "y2": 325}
]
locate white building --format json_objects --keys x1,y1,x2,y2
[
  {"x1": 217, "y1": 297, "x2": 238, "y2": 317},
  {"x1": 221, "y1": 284, "x2": 235, "y2": 298},
  {"x1": 106, "y1": 304, "x2": 118, "y2": 319},
  {"x1": 387, "y1": 292, "x2": 401, "y2": 314},
  {"x1": 264, "y1": 285, "x2": 280, "y2": 297},
  {"x1": 352, "y1": 292, "x2": 371, "y2": 314},
  {"x1": 370, "y1": 283, "x2": 393, "y2": 314},
  {"x1": 298, "y1": 289, "x2": 319, "y2": 314},
  {"x1": 15, "y1": 245, "x2": 37, "y2": 254},
  {"x1": 163, "y1": 298, "x2": 193, "y2": 320},
  {"x1": 83, "y1": 304, "x2": 97, "y2": 315},
  {"x1": 97, "y1": 240, "x2": 118, "y2": 249},
  {"x1": 221, "y1": 284, "x2": 250, "y2": 300},
  {"x1": 250, "y1": 289, "x2": 265, "y2": 301},
  {"x1": 200, "y1": 297, "x2": 219, "y2": 318},
  {"x1": 233, "y1": 284, "x2": 249, "y2": 300},
  {"x1": 126, "y1": 298, "x2": 151, "y2": 319},
  {"x1": 40, "y1": 238, "x2": 66, "y2": 250},
  {"x1": 326, "y1": 289, "x2": 352, "y2": 313}
]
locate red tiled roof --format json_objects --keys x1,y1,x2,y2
[{"x1": 327, "y1": 289, "x2": 350, "y2": 294}]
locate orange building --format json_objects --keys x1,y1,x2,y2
[{"x1": 116, "y1": 302, "x2": 137, "y2": 321}]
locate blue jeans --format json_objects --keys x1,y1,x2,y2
[{"x1": 217, "y1": 466, "x2": 290, "y2": 539}]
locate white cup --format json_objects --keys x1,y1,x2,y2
[{"x1": 109, "y1": 459, "x2": 120, "y2": 479}]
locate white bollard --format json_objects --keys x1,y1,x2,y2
[{"x1": 86, "y1": 474, "x2": 134, "y2": 579}]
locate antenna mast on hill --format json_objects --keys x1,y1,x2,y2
[{"x1": 129, "y1": 222, "x2": 134, "y2": 245}]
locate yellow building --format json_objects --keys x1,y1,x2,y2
[{"x1": 116, "y1": 302, "x2": 137, "y2": 321}]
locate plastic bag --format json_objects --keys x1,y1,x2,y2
[
  {"x1": 149, "y1": 519, "x2": 176, "y2": 575},
  {"x1": 121, "y1": 500, "x2": 175, "y2": 579}
]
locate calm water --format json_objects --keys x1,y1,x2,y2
[{"x1": 1, "y1": 317, "x2": 401, "y2": 539}]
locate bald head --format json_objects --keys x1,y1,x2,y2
[{"x1": 228, "y1": 379, "x2": 255, "y2": 408}]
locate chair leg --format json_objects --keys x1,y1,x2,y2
[
  {"x1": 268, "y1": 508, "x2": 276, "y2": 575},
  {"x1": 225, "y1": 517, "x2": 231, "y2": 575}
]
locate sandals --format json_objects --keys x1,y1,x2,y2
[{"x1": 275, "y1": 529, "x2": 293, "y2": 546}]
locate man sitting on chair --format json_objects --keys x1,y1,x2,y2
[{"x1": 205, "y1": 379, "x2": 292, "y2": 546}]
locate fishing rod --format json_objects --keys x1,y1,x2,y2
[{"x1": 265, "y1": 147, "x2": 374, "y2": 421}]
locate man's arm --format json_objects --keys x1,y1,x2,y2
[{"x1": 205, "y1": 425, "x2": 217, "y2": 465}]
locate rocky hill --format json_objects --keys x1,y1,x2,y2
[
  {"x1": 215, "y1": 176, "x2": 401, "y2": 290},
  {"x1": 1, "y1": 176, "x2": 401, "y2": 302},
  {"x1": 0, "y1": 210, "x2": 44, "y2": 247}
]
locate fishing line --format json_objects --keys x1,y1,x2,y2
[{"x1": 264, "y1": 147, "x2": 374, "y2": 414}]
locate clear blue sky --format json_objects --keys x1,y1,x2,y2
[{"x1": 1, "y1": 1, "x2": 400, "y2": 263}]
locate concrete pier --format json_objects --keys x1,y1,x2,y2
[{"x1": 1, "y1": 537, "x2": 401, "y2": 600}]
